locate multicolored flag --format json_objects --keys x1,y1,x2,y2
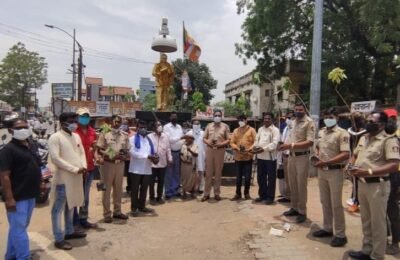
[{"x1": 183, "y1": 23, "x2": 201, "y2": 62}]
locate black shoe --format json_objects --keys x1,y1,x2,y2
[
  {"x1": 201, "y1": 196, "x2": 210, "y2": 202},
  {"x1": 156, "y1": 198, "x2": 165, "y2": 204},
  {"x1": 244, "y1": 194, "x2": 251, "y2": 200},
  {"x1": 283, "y1": 208, "x2": 300, "y2": 216},
  {"x1": 54, "y1": 240, "x2": 72, "y2": 250},
  {"x1": 348, "y1": 250, "x2": 371, "y2": 259},
  {"x1": 231, "y1": 194, "x2": 241, "y2": 201},
  {"x1": 254, "y1": 198, "x2": 264, "y2": 203},
  {"x1": 80, "y1": 221, "x2": 98, "y2": 229},
  {"x1": 96, "y1": 182, "x2": 106, "y2": 191},
  {"x1": 296, "y1": 214, "x2": 307, "y2": 223},
  {"x1": 113, "y1": 213, "x2": 129, "y2": 220},
  {"x1": 139, "y1": 208, "x2": 154, "y2": 213},
  {"x1": 312, "y1": 229, "x2": 333, "y2": 238},
  {"x1": 104, "y1": 216, "x2": 113, "y2": 223},
  {"x1": 64, "y1": 232, "x2": 87, "y2": 240},
  {"x1": 330, "y1": 236, "x2": 347, "y2": 247},
  {"x1": 214, "y1": 195, "x2": 221, "y2": 201},
  {"x1": 277, "y1": 197, "x2": 291, "y2": 203},
  {"x1": 265, "y1": 200, "x2": 274, "y2": 205},
  {"x1": 149, "y1": 197, "x2": 156, "y2": 201},
  {"x1": 198, "y1": 190, "x2": 204, "y2": 195},
  {"x1": 165, "y1": 195, "x2": 172, "y2": 200},
  {"x1": 130, "y1": 209, "x2": 140, "y2": 217}
]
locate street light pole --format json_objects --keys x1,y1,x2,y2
[
  {"x1": 309, "y1": 0, "x2": 324, "y2": 130},
  {"x1": 45, "y1": 24, "x2": 83, "y2": 101}
]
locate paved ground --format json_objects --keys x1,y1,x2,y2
[{"x1": 1, "y1": 166, "x2": 400, "y2": 259}]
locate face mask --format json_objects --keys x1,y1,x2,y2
[
  {"x1": 183, "y1": 128, "x2": 190, "y2": 134},
  {"x1": 385, "y1": 119, "x2": 397, "y2": 135},
  {"x1": 157, "y1": 126, "x2": 163, "y2": 133},
  {"x1": 139, "y1": 128, "x2": 147, "y2": 136},
  {"x1": 285, "y1": 118, "x2": 291, "y2": 125},
  {"x1": 238, "y1": 121, "x2": 246, "y2": 127},
  {"x1": 214, "y1": 116, "x2": 222, "y2": 123},
  {"x1": 365, "y1": 122, "x2": 380, "y2": 133},
  {"x1": 324, "y1": 118, "x2": 337, "y2": 128},
  {"x1": 120, "y1": 124, "x2": 129, "y2": 132},
  {"x1": 295, "y1": 112, "x2": 304, "y2": 118},
  {"x1": 13, "y1": 128, "x2": 32, "y2": 140},
  {"x1": 66, "y1": 123, "x2": 78, "y2": 132},
  {"x1": 193, "y1": 124, "x2": 201, "y2": 132},
  {"x1": 78, "y1": 116, "x2": 90, "y2": 126}
]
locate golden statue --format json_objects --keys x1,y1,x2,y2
[{"x1": 152, "y1": 53, "x2": 175, "y2": 111}]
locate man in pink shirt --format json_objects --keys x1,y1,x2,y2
[{"x1": 148, "y1": 121, "x2": 172, "y2": 204}]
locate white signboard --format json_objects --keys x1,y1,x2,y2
[
  {"x1": 350, "y1": 100, "x2": 376, "y2": 113},
  {"x1": 95, "y1": 101, "x2": 111, "y2": 116},
  {"x1": 52, "y1": 83, "x2": 73, "y2": 99}
]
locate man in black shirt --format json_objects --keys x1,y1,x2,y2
[{"x1": 0, "y1": 118, "x2": 41, "y2": 260}]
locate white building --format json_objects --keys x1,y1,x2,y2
[{"x1": 224, "y1": 60, "x2": 307, "y2": 118}]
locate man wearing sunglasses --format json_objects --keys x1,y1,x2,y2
[
  {"x1": 0, "y1": 118, "x2": 41, "y2": 259},
  {"x1": 348, "y1": 111, "x2": 400, "y2": 260}
]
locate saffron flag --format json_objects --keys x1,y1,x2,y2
[{"x1": 183, "y1": 25, "x2": 201, "y2": 62}]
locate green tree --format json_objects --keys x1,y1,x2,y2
[
  {"x1": 236, "y1": 0, "x2": 400, "y2": 107},
  {"x1": 142, "y1": 93, "x2": 156, "y2": 111},
  {"x1": 172, "y1": 59, "x2": 217, "y2": 107},
  {"x1": 0, "y1": 42, "x2": 47, "y2": 109},
  {"x1": 190, "y1": 91, "x2": 206, "y2": 113},
  {"x1": 215, "y1": 93, "x2": 251, "y2": 117}
]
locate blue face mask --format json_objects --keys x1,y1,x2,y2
[{"x1": 78, "y1": 116, "x2": 90, "y2": 126}]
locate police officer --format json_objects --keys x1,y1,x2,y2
[
  {"x1": 97, "y1": 115, "x2": 130, "y2": 223},
  {"x1": 312, "y1": 108, "x2": 349, "y2": 247},
  {"x1": 278, "y1": 102, "x2": 315, "y2": 223},
  {"x1": 348, "y1": 111, "x2": 400, "y2": 260}
]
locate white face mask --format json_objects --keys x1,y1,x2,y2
[
  {"x1": 238, "y1": 121, "x2": 246, "y2": 128},
  {"x1": 324, "y1": 118, "x2": 337, "y2": 128},
  {"x1": 65, "y1": 123, "x2": 78, "y2": 132},
  {"x1": 214, "y1": 116, "x2": 222, "y2": 123},
  {"x1": 157, "y1": 125, "x2": 163, "y2": 133},
  {"x1": 285, "y1": 118, "x2": 291, "y2": 125},
  {"x1": 193, "y1": 124, "x2": 201, "y2": 132},
  {"x1": 13, "y1": 128, "x2": 32, "y2": 140}
]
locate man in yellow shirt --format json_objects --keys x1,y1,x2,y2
[{"x1": 230, "y1": 114, "x2": 256, "y2": 200}]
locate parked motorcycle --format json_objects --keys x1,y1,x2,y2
[{"x1": 35, "y1": 136, "x2": 52, "y2": 204}]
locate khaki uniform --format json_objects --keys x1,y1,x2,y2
[
  {"x1": 180, "y1": 143, "x2": 199, "y2": 193},
  {"x1": 97, "y1": 130, "x2": 130, "y2": 218},
  {"x1": 354, "y1": 131, "x2": 400, "y2": 260},
  {"x1": 287, "y1": 115, "x2": 315, "y2": 215},
  {"x1": 204, "y1": 122, "x2": 230, "y2": 196},
  {"x1": 316, "y1": 126, "x2": 350, "y2": 238}
]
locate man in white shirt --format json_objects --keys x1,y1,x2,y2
[
  {"x1": 129, "y1": 120, "x2": 159, "y2": 216},
  {"x1": 148, "y1": 121, "x2": 172, "y2": 204},
  {"x1": 186, "y1": 119, "x2": 206, "y2": 193},
  {"x1": 253, "y1": 113, "x2": 280, "y2": 205},
  {"x1": 163, "y1": 112, "x2": 184, "y2": 199}
]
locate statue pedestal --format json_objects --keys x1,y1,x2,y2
[{"x1": 135, "y1": 111, "x2": 192, "y2": 123}]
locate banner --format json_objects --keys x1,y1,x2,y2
[
  {"x1": 195, "y1": 106, "x2": 224, "y2": 118},
  {"x1": 350, "y1": 100, "x2": 376, "y2": 113}
]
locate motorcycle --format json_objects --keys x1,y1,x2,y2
[{"x1": 35, "y1": 136, "x2": 52, "y2": 204}]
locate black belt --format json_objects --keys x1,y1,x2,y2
[
  {"x1": 359, "y1": 176, "x2": 390, "y2": 183},
  {"x1": 327, "y1": 164, "x2": 345, "y2": 170},
  {"x1": 172, "y1": 150, "x2": 181, "y2": 153},
  {"x1": 290, "y1": 151, "x2": 310, "y2": 157}
]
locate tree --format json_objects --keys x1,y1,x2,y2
[
  {"x1": 236, "y1": 0, "x2": 400, "y2": 108},
  {"x1": 215, "y1": 93, "x2": 251, "y2": 117},
  {"x1": 142, "y1": 93, "x2": 156, "y2": 111},
  {"x1": 0, "y1": 42, "x2": 47, "y2": 109},
  {"x1": 172, "y1": 59, "x2": 217, "y2": 107},
  {"x1": 190, "y1": 91, "x2": 206, "y2": 113}
]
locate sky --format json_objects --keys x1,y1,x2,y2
[{"x1": 0, "y1": 0, "x2": 256, "y2": 107}]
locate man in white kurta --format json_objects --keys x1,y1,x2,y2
[{"x1": 48, "y1": 112, "x2": 87, "y2": 250}]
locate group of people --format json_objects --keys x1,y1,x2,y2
[{"x1": 1, "y1": 102, "x2": 400, "y2": 260}]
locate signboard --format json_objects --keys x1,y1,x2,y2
[
  {"x1": 350, "y1": 100, "x2": 376, "y2": 113},
  {"x1": 52, "y1": 83, "x2": 73, "y2": 99},
  {"x1": 96, "y1": 101, "x2": 111, "y2": 117},
  {"x1": 195, "y1": 106, "x2": 225, "y2": 118},
  {"x1": 67, "y1": 101, "x2": 141, "y2": 117}
]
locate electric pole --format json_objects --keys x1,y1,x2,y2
[
  {"x1": 77, "y1": 48, "x2": 83, "y2": 101},
  {"x1": 309, "y1": 0, "x2": 324, "y2": 130},
  {"x1": 72, "y1": 28, "x2": 76, "y2": 101}
]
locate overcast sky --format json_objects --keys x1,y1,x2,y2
[{"x1": 0, "y1": 0, "x2": 256, "y2": 107}]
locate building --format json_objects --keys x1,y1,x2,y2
[
  {"x1": 84, "y1": 77, "x2": 136, "y2": 102},
  {"x1": 139, "y1": 77, "x2": 156, "y2": 101},
  {"x1": 224, "y1": 60, "x2": 307, "y2": 118}
]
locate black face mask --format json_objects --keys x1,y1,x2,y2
[
  {"x1": 365, "y1": 122, "x2": 380, "y2": 133},
  {"x1": 138, "y1": 128, "x2": 147, "y2": 136},
  {"x1": 295, "y1": 112, "x2": 304, "y2": 118},
  {"x1": 385, "y1": 119, "x2": 397, "y2": 135},
  {"x1": 171, "y1": 118, "x2": 177, "y2": 124}
]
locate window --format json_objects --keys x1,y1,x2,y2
[{"x1": 265, "y1": 89, "x2": 270, "y2": 97}]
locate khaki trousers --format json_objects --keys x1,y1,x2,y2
[
  {"x1": 102, "y1": 161, "x2": 125, "y2": 218},
  {"x1": 359, "y1": 181, "x2": 390, "y2": 260},
  {"x1": 318, "y1": 169, "x2": 345, "y2": 238},
  {"x1": 283, "y1": 155, "x2": 291, "y2": 198},
  {"x1": 204, "y1": 148, "x2": 225, "y2": 196},
  {"x1": 288, "y1": 154, "x2": 309, "y2": 215}
]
